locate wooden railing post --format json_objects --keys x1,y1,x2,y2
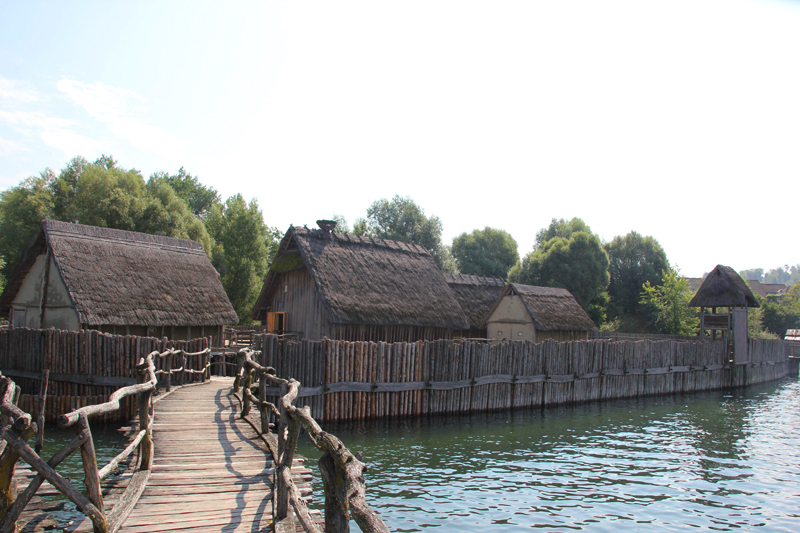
[
  {"x1": 136, "y1": 366, "x2": 153, "y2": 471},
  {"x1": 165, "y1": 351, "x2": 173, "y2": 392},
  {"x1": 241, "y1": 368, "x2": 252, "y2": 418},
  {"x1": 0, "y1": 424, "x2": 35, "y2": 523},
  {"x1": 74, "y1": 414, "x2": 106, "y2": 533},
  {"x1": 319, "y1": 452, "x2": 349, "y2": 533},
  {"x1": 233, "y1": 351, "x2": 246, "y2": 392}
]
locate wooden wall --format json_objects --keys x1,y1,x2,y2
[
  {"x1": 258, "y1": 335, "x2": 792, "y2": 422},
  {"x1": 0, "y1": 327, "x2": 210, "y2": 422},
  {"x1": 267, "y1": 268, "x2": 332, "y2": 340}
]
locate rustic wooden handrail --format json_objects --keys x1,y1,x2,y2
[
  {"x1": 0, "y1": 349, "x2": 164, "y2": 533},
  {"x1": 234, "y1": 348, "x2": 389, "y2": 533}
]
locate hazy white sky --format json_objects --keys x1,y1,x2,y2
[{"x1": 1, "y1": 0, "x2": 799, "y2": 277}]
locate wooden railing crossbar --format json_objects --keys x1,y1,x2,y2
[{"x1": 235, "y1": 348, "x2": 389, "y2": 533}]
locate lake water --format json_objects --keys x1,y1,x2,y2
[{"x1": 297, "y1": 377, "x2": 800, "y2": 532}]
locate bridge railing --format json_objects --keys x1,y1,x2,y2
[
  {"x1": 0, "y1": 350, "x2": 163, "y2": 533},
  {"x1": 234, "y1": 348, "x2": 389, "y2": 533}
]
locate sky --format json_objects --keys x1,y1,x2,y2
[{"x1": 1, "y1": 0, "x2": 799, "y2": 278}]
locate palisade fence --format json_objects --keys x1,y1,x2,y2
[
  {"x1": 258, "y1": 335, "x2": 793, "y2": 422},
  {"x1": 0, "y1": 328, "x2": 210, "y2": 423}
]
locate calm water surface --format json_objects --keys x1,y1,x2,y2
[{"x1": 298, "y1": 378, "x2": 800, "y2": 532}]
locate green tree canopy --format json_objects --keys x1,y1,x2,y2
[
  {"x1": 360, "y1": 195, "x2": 456, "y2": 273},
  {"x1": 605, "y1": 231, "x2": 669, "y2": 331},
  {"x1": 760, "y1": 283, "x2": 800, "y2": 336},
  {"x1": 0, "y1": 171, "x2": 56, "y2": 279},
  {"x1": 205, "y1": 194, "x2": 274, "y2": 324},
  {"x1": 640, "y1": 269, "x2": 698, "y2": 335},
  {"x1": 534, "y1": 217, "x2": 593, "y2": 249},
  {"x1": 509, "y1": 229, "x2": 609, "y2": 323},
  {"x1": 451, "y1": 227, "x2": 519, "y2": 279},
  {"x1": 149, "y1": 167, "x2": 220, "y2": 218},
  {"x1": 0, "y1": 156, "x2": 215, "y2": 279}
]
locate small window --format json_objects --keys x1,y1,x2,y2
[
  {"x1": 267, "y1": 312, "x2": 287, "y2": 334},
  {"x1": 12, "y1": 308, "x2": 26, "y2": 328}
]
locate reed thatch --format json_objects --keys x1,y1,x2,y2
[
  {"x1": 688, "y1": 265, "x2": 759, "y2": 308},
  {"x1": 252, "y1": 225, "x2": 469, "y2": 329},
  {"x1": 483, "y1": 283, "x2": 597, "y2": 331},
  {"x1": 0, "y1": 220, "x2": 238, "y2": 326},
  {"x1": 443, "y1": 274, "x2": 505, "y2": 329}
]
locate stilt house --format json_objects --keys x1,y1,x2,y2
[
  {"x1": 482, "y1": 283, "x2": 596, "y2": 343},
  {"x1": 251, "y1": 221, "x2": 469, "y2": 342},
  {"x1": 0, "y1": 220, "x2": 238, "y2": 341},
  {"x1": 443, "y1": 274, "x2": 505, "y2": 339}
]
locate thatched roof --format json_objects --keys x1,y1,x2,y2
[
  {"x1": 443, "y1": 274, "x2": 505, "y2": 329},
  {"x1": 689, "y1": 265, "x2": 759, "y2": 308},
  {"x1": 252, "y1": 225, "x2": 469, "y2": 329},
  {"x1": 483, "y1": 283, "x2": 597, "y2": 331},
  {"x1": 0, "y1": 220, "x2": 238, "y2": 326}
]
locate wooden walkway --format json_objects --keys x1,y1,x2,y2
[{"x1": 67, "y1": 377, "x2": 314, "y2": 533}]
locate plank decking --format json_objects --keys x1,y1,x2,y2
[{"x1": 120, "y1": 378, "x2": 313, "y2": 533}]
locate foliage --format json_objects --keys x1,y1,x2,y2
[
  {"x1": 739, "y1": 267, "x2": 764, "y2": 283},
  {"x1": 0, "y1": 257, "x2": 5, "y2": 293},
  {"x1": 640, "y1": 269, "x2": 698, "y2": 335},
  {"x1": 149, "y1": 167, "x2": 220, "y2": 218},
  {"x1": 604, "y1": 231, "x2": 669, "y2": 332},
  {"x1": 329, "y1": 214, "x2": 350, "y2": 234},
  {"x1": 205, "y1": 194, "x2": 273, "y2": 324},
  {"x1": 0, "y1": 156, "x2": 216, "y2": 280},
  {"x1": 764, "y1": 264, "x2": 800, "y2": 286},
  {"x1": 451, "y1": 227, "x2": 519, "y2": 280},
  {"x1": 760, "y1": 283, "x2": 800, "y2": 336},
  {"x1": 361, "y1": 195, "x2": 454, "y2": 272},
  {"x1": 534, "y1": 217, "x2": 593, "y2": 249},
  {"x1": 509, "y1": 230, "x2": 610, "y2": 323},
  {"x1": 0, "y1": 171, "x2": 56, "y2": 279}
]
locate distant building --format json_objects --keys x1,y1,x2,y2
[
  {"x1": 251, "y1": 221, "x2": 469, "y2": 342},
  {"x1": 0, "y1": 220, "x2": 237, "y2": 341},
  {"x1": 745, "y1": 279, "x2": 787, "y2": 298},
  {"x1": 482, "y1": 283, "x2": 596, "y2": 343}
]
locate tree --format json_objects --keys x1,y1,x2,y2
[
  {"x1": 640, "y1": 269, "x2": 698, "y2": 335},
  {"x1": 149, "y1": 167, "x2": 220, "y2": 218},
  {"x1": 760, "y1": 283, "x2": 800, "y2": 336},
  {"x1": 604, "y1": 231, "x2": 669, "y2": 332},
  {"x1": 0, "y1": 171, "x2": 56, "y2": 279},
  {"x1": 535, "y1": 217, "x2": 593, "y2": 249},
  {"x1": 361, "y1": 195, "x2": 455, "y2": 272},
  {"x1": 739, "y1": 268, "x2": 765, "y2": 283},
  {"x1": 0, "y1": 156, "x2": 217, "y2": 279},
  {"x1": 509, "y1": 229, "x2": 609, "y2": 323},
  {"x1": 451, "y1": 227, "x2": 519, "y2": 279},
  {"x1": 205, "y1": 194, "x2": 273, "y2": 324}
]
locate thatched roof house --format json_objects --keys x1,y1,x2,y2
[
  {"x1": 443, "y1": 274, "x2": 505, "y2": 339},
  {"x1": 251, "y1": 222, "x2": 469, "y2": 342},
  {"x1": 482, "y1": 283, "x2": 596, "y2": 343},
  {"x1": 0, "y1": 220, "x2": 237, "y2": 340},
  {"x1": 689, "y1": 265, "x2": 759, "y2": 309}
]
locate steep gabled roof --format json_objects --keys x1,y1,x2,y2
[
  {"x1": 443, "y1": 274, "x2": 505, "y2": 329},
  {"x1": 482, "y1": 283, "x2": 597, "y2": 332},
  {"x1": 689, "y1": 265, "x2": 759, "y2": 308},
  {"x1": 252, "y1": 226, "x2": 469, "y2": 329},
  {"x1": 0, "y1": 220, "x2": 238, "y2": 326}
]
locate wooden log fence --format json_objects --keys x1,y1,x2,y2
[
  {"x1": 234, "y1": 348, "x2": 389, "y2": 533},
  {"x1": 256, "y1": 335, "x2": 793, "y2": 422},
  {"x1": 0, "y1": 328, "x2": 210, "y2": 423}
]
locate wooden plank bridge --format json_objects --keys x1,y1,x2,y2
[
  {"x1": 2, "y1": 347, "x2": 388, "y2": 533},
  {"x1": 70, "y1": 377, "x2": 315, "y2": 533}
]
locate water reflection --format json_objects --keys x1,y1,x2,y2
[{"x1": 297, "y1": 378, "x2": 800, "y2": 532}]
